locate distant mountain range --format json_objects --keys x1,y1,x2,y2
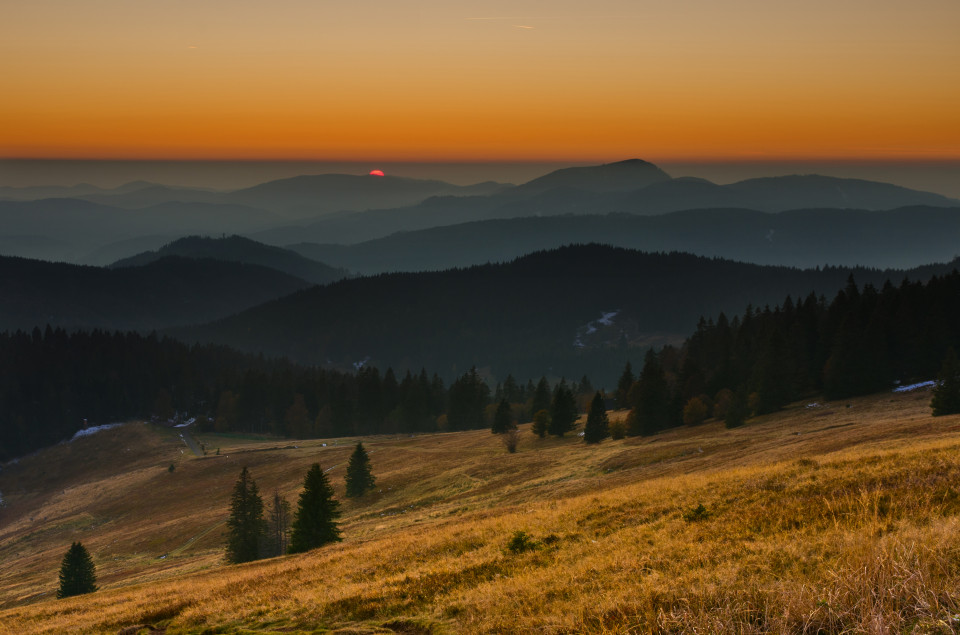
[
  {"x1": 286, "y1": 205, "x2": 960, "y2": 274},
  {"x1": 0, "y1": 198, "x2": 281, "y2": 263},
  {"x1": 111, "y1": 235, "x2": 348, "y2": 285},
  {"x1": 248, "y1": 165, "x2": 960, "y2": 247},
  {"x1": 174, "y1": 244, "x2": 960, "y2": 384},
  {"x1": 2, "y1": 159, "x2": 958, "y2": 269},
  {"x1": 0, "y1": 255, "x2": 311, "y2": 332}
]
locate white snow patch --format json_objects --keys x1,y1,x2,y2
[
  {"x1": 71, "y1": 423, "x2": 123, "y2": 441},
  {"x1": 174, "y1": 417, "x2": 197, "y2": 428},
  {"x1": 893, "y1": 380, "x2": 936, "y2": 393},
  {"x1": 353, "y1": 356, "x2": 371, "y2": 371},
  {"x1": 574, "y1": 310, "x2": 621, "y2": 348},
  {"x1": 596, "y1": 310, "x2": 619, "y2": 326}
]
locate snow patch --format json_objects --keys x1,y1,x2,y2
[
  {"x1": 174, "y1": 417, "x2": 197, "y2": 428},
  {"x1": 596, "y1": 310, "x2": 619, "y2": 326},
  {"x1": 893, "y1": 380, "x2": 936, "y2": 393},
  {"x1": 353, "y1": 356, "x2": 371, "y2": 371},
  {"x1": 574, "y1": 310, "x2": 621, "y2": 348},
  {"x1": 71, "y1": 423, "x2": 123, "y2": 441}
]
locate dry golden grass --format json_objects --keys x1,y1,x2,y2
[{"x1": 2, "y1": 389, "x2": 960, "y2": 633}]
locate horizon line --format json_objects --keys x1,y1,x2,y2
[{"x1": 4, "y1": 156, "x2": 960, "y2": 165}]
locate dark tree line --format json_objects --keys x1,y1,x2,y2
[
  {"x1": 0, "y1": 327, "x2": 597, "y2": 461},
  {"x1": 616, "y1": 270, "x2": 960, "y2": 435}
]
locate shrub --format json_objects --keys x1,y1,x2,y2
[
  {"x1": 683, "y1": 503, "x2": 710, "y2": 522},
  {"x1": 506, "y1": 530, "x2": 538, "y2": 554},
  {"x1": 609, "y1": 419, "x2": 627, "y2": 440}
]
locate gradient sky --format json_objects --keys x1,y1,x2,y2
[{"x1": 2, "y1": 0, "x2": 958, "y2": 161}]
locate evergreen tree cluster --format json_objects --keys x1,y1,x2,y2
[
  {"x1": 617, "y1": 270, "x2": 960, "y2": 434},
  {"x1": 0, "y1": 330, "x2": 487, "y2": 461},
  {"x1": 226, "y1": 462, "x2": 342, "y2": 564},
  {"x1": 0, "y1": 323, "x2": 602, "y2": 463}
]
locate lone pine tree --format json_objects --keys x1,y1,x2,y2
[
  {"x1": 345, "y1": 442, "x2": 376, "y2": 498},
  {"x1": 932, "y1": 347, "x2": 960, "y2": 416},
  {"x1": 289, "y1": 463, "x2": 341, "y2": 553},
  {"x1": 583, "y1": 392, "x2": 610, "y2": 443},
  {"x1": 57, "y1": 542, "x2": 97, "y2": 599},
  {"x1": 226, "y1": 466, "x2": 267, "y2": 564}
]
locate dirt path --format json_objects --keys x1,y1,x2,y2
[{"x1": 178, "y1": 428, "x2": 203, "y2": 457}]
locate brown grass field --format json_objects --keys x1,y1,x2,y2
[{"x1": 2, "y1": 389, "x2": 960, "y2": 633}]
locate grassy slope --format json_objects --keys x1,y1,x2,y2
[{"x1": 1, "y1": 390, "x2": 959, "y2": 633}]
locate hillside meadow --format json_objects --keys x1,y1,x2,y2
[{"x1": 1, "y1": 389, "x2": 959, "y2": 633}]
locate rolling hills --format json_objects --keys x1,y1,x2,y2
[
  {"x1": 175, "y1": 244, "x2": 960, "y2": 383},
  {"x1": 111, "y1": 235, "x2": 348, "y2": 286},
  {"x1": 0, "y1": 389, "x2": 958, "y2": 632},
  {"x1": 286, "y1": 205, "x2": 960, "y2": 274},
  {"x1": 5, "y1": 160, "x2": 958, "y2": 268},
  {"x1": 0, "y1": 255, "x2": 312, "y2": 332}
]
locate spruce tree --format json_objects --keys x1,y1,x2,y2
[
  {"x1": 627, "y1": 349, "x2": 671, "y2": 436},
  {"x1": 491, "y1": 399, "x2": 515, "y2": 434},
  {"x1": 616, "y1": 362, "x2": 635, "y2": 409},
  {"x1": 267, "y1": 489, "x2": 292, "y2": 557},
  {"x1": 583, "y1": 392, "x2": 609, "y2": 444},
  {"x1": 531, "y1": 377, "x2": 552, "y2": 416},
  {"x1": 289, "y1": 463, "x2": 341, "y2": 553},
  {"x1": 932, "y1": 347, "x2": 960, "y2": 416},
  {"x1": 531, "y1": 409, "x2": 550, "y2": 438},
  {"x1": 57, "y1": 542, "x2": 97, "y2": 599},
  {"x1": 548, "y1": 380, "x2": 578, "y2": 437},
  {"x1": 226, "y1": 466, "x2": 267, "y2": 564},
  {"x1": 345, "y1": 442, "x2": 376, "y2": 498},
  {"x1": 724, "y1": 389, "x2": 749, "y2": 429}
]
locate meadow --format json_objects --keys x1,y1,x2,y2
[{"x1": 1, "y1": 389, "x2": 959, "y2": 633}]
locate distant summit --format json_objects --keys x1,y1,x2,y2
[
  {"x1": 112, "y1": 235, "x2": 348, "y2": 285},
  {"x1": 518, "y1": 159, "x2": 672, "y2": 193}
]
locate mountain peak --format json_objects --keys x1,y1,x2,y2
[{"x1": 519, "y1": 159, "x2": 671, "y2": 193}]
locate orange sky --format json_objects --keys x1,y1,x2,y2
[{"x1": 2, "y1": 0, "x2": 958, "y2": 161}]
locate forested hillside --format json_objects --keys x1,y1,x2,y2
[
  {"x1": 0, "y1": 255, "x2": 311, "y2": 331},
  {"x1": 179, "y1": 245, "x2": 960, "y2": 382},
  {"x1": 0, "y1": 328, "x2": 602, "y2": 461},
  {"x1": 617, "y1": 270, "x2": 960, "y2": 435}
]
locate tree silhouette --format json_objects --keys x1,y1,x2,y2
[
  {"x1": 932, "y1": 347, "x2": 960, "y2": 416},
  {"x1": 491, "y1": 399, "x2": 515, "y2": 434},
  {"x1": 345, "y1": 442, "x2": 376, "y2": 498},
  {"x1": 288, "y1": 463, "x2": 341, "y2": 553},
  {"x1": 583, "y1": 392, "x2": 609, "y2": 444},
  {"x1": 628, "y1": 350, "x2": 670, "y2": 436},
  {"x1": 266, "y1": 489, "x2": 292, "y2": 557},
  {"x1": 226, "y1": 466, "x2": 267, "y2": 564},
  {"x1": 616, "y1": 362, "x2": 635, "y2": 409},
  {"x1": 531, "y1": 409, "x2": 550, "y2": 438},
  {"x1": 548, "y1": 380, "x2": 578, "y2": 437},
  {"x1": 57, "y1": 542, "x2": 97, "y2": 599}
]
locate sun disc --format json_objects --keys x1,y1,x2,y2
[{"x1": 369, "y1": 169, "x2": 385, "y2": 177}]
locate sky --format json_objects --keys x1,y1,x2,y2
[{"x1": 1, "y1": 0, "x2": 959, "y2": 162}]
